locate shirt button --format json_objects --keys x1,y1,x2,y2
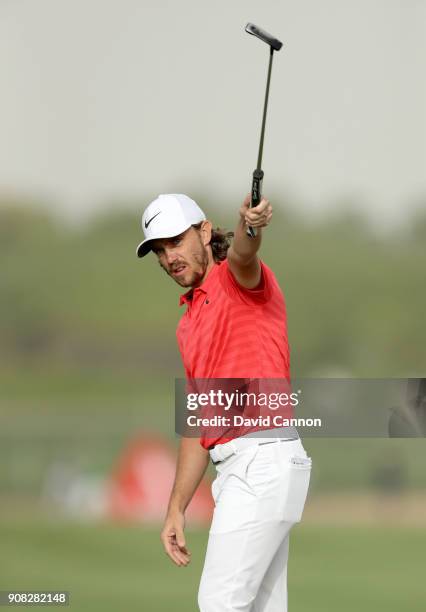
[{"x1": 205, "y1": 299, "x2": 210, "y2": 304}]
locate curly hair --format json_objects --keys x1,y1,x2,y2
[{"x1": 192, "y1": 223, "x2": 234, "y2": 262}]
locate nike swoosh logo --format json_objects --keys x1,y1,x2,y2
[{"x1": 144, "y1": 211, "x2": 161, "y2": 229}]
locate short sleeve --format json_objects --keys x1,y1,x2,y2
[{"x1": 218, "y1": 259, "x2": 275, "y2": 305}]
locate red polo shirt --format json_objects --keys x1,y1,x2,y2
[{"x1": 176, "y1": 258, "x2": 291, "y2": 448}]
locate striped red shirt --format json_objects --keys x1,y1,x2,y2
[{"x1": 176, "y1": 259, "x2": 291, "y2": 448}]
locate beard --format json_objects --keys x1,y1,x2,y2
[{"x1": 161, "y1": 241, "x2": 209, "y2": 288}]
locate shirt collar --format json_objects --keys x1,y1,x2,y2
[
  {"x1": 179, "y1": 290, "x2": 192, "y2": 306},
  {"x1": 178, "y1": 261, "x2": 221, "y2": 306}
]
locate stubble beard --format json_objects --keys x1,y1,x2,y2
[{"x1": 162, "y1": 243, "x2": 209, "y2": 288}]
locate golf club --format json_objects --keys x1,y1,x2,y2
[{"x1": 244, "y1": 23, "x2": 283, "y2": 237}]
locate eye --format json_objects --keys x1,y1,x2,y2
[{"x1": 171, "y1": 237, "x2": 182, "y2": 246}]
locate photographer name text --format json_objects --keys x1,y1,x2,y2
[{"x1": 186, "y1": 415, "x2": 322, "y2": 428}]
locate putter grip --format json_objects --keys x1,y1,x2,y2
[{"x1": 247, "y1": 169, "x2": 264, "y2": 238}]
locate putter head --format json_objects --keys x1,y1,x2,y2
[{"x1": 245, "y1": 23, "x2": 283, "y2": 51}]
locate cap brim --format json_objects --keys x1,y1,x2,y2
[{"x1": 136, "y1": 238, "x2": 154, "y2": 258}]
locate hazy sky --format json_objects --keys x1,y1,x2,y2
[{"x1": 0, "y1": 0, "x2": 425, "y2": 226}]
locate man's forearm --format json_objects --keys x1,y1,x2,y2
[
  {"x1": 227, "y1": 198, "x2": 270, "y2": 288},
  {"x1": 231, "y1": 217, "x2": 262, "y2": 264},
  {"x1": 167, "y1": 437, "x2": 210, "y2": 514}
]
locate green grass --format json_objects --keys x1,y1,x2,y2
[
  {"x1": 290, "y1": 525, "x2": 426, "y2": 611},
  {"x1": 0, "y1": 520, "x2": 425, "y2": 611}
]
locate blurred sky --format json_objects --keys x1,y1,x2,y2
[{"x1": 0, "y1": 0, "x2": 425, "y2": 226}]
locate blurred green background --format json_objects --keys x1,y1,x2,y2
[{"x1": 1, "y1": 197, "x2": 425, "y2": 610}]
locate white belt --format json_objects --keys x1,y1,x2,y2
[{"x1": 209, "y1": 427, "x2": 299, "y2": 465}]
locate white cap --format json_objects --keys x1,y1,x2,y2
[{"x1": 136, "y1": 194, "x2": 206, "y2": 258}]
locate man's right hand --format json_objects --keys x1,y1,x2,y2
[
  {"x1": 160, "y1": 511, "x2": 191, "y2": 567},
  {"x1": 160, "y1": 437, "x2": 210, "y2": 567}
]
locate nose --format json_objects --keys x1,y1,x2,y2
[{"x1": 165, "y1": 247, "x2": 179, "y2": 266}]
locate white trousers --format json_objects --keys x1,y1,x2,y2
[{"x1": 198, "y1": 438, "x2": 311, "y2": 612}]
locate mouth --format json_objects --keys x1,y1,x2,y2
[{"x1": 171, "y1": 264, "x2": 187, "y2": 276}]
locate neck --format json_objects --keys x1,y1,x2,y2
[{"x1": 191, "y1": 256, "x2": 216, "y2": 289}]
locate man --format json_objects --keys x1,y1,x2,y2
[{"x1": 136, "y1": 193, "x2": 312, "y2": 611}]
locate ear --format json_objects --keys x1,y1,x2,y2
[{"x1": 199, "y1": 220, "x2": 212, "y2": 247}]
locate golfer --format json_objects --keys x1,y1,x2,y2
[{"x1": 136, "y1": 193, "x2": 312, "y2": 611}]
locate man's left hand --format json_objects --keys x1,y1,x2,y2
[{"x1": 239, "y1": 194, "x2": 273, "y2": 229}]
